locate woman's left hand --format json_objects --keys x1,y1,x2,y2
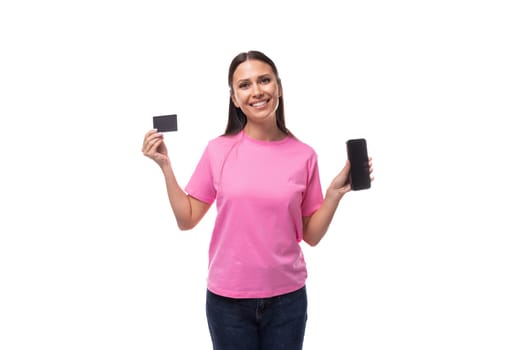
[{"x1": 327, "y1": 157, "x2": 374, "y2": 198}]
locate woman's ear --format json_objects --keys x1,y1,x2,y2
[{"x1": 231, "y1": 93, "x2": 240, "y2": 108}]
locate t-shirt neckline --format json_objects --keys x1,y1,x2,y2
[{"x1": 240, "y1": 130, "x2": 292, "y2": 146}]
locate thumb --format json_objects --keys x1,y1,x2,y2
[
  {"x1": 334, "y1": 160, "x2": 351, "y2": 189},
  {"x1": 340, "y1": 160, "x2": 350, "y2": 177}
]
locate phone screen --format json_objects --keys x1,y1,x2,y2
[
  {"x1": 153, "y1": 114, "x2": 178, "y2": 132},
  {"x1": 346, "y1": 138, "x2": 371, "y2": 190}
]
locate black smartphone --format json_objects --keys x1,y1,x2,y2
[
  {"x1": 153, "y1": 114, "x2": 178, "y2": 132},
  {"x1": 346, "y1": 138, "x2": 371, "y2": 190}
]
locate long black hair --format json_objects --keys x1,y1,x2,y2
[{"x1": 224, "y1": 50, "x2": 289, "y2": 136}]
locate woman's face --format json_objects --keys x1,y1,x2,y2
[{"x1": 231, "y1": 59, "x2": 281, "y2": 125}]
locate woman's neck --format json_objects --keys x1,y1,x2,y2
[{"x1": 243, "y1": 123, "x2": 287, "y2": 141}]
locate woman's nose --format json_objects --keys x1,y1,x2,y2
[{"x1": 251, "y1": 84, "x2": 262, "y2": 97}]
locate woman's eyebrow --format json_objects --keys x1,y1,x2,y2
[{"x1": 236, "y1": 74, "x2": 272, "y2": 83}]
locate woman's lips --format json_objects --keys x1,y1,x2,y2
[{"x1": 250, "y1": 99, "x2": 269, "y2": 108}]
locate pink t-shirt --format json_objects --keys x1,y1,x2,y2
[{"x1": 185, "y1": 131, "x2": 323, "y2": 298}]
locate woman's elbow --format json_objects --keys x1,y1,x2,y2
[
  {"x1": 303, "y1": 234, "x2": 321, "y2": 247},
  {"x1": 176, "y1": 219, "x2": 196, "y2": 231}
]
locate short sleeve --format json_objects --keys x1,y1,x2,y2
[
  {"x1": 301, "y1": 153, "x2": 323, "y2": 216},
  {"x1": 185, "y1": 144, "x2": 216, "y2": 204}
]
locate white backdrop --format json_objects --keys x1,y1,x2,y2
[{"x1": 1, "y1": 0, "x2": 524, "y2": 349}]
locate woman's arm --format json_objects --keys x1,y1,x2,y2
[
  {"x1": 302, "y1": 158, "x2": 373, "y2": 246},
  {"x1": 143, "y1": 130, "x2": 211, "y2": 230},
  {"x1": 160, "y1": 161, "x2": 211, "y2": 230}
]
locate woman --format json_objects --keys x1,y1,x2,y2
[{"x1": 142, "y1": 50, "x2": 373, "y2": 350}]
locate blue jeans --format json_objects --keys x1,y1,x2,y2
[{"x1": 206, "y1": 286, "x2": 308, "y2": 350}]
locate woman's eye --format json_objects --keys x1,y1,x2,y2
[
  {"x1": 239, "y1": 82, "x2": 249, "y2": 89},
  {"x1": 261, "y1": 77, "x2": 271, "y2": 84}
]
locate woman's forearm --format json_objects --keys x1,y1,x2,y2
[
  {"x1": 160, "y1": 162, "x2": 193, "y2": 230},
  {"x1": 302, "y1": 192, "x2": 344, "y2": 246}
]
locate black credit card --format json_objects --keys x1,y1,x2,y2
[{"x1": 153, "y1": 114, "x2": 178, "y2": 132}]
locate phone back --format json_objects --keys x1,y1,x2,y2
[{"x1": 346, "y1": 138, "x2": 371, "y2": 190}]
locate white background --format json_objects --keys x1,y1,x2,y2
[{"x1": 1, "y1": 0, "x2": 524, "y2": 349}]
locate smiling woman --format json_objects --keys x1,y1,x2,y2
[
  {"x1": 141, "y1": 50, "x2": 374, "y2": 350},
  {"x1": 229, "y1": 60, "x2": 282, "y2": 137},
  {"x1": 225, "y1": 51, "x2": 286, "y2": 141}
]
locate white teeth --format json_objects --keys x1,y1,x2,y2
[{"x1": 252, "y1": 101, "x2": 267, "y2": 107}]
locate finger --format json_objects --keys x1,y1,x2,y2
[
  {"x1": 143, "y1": 129, "x2": 157, "y2": 144},
  {"x1": 341, "y1": 160, "x2": 350, "y2": 174},
  {"x1": 143, "y1": 138, "x2": 163, "y2": 155},
  {"x1": 338, "y1": 161, "x2": 351, "y2": 182},
  {"x1": 142, "y1": 137, "x2": 156, "y2": 153},
  {"x1": 143, "y1": 130, "x2": 162, "y2": 147},
  {"x1": 143, "y1": 133, "x2": 163, "y2": 151},
  {"x1": 146, "y1": 129, "x2": 158, "y2": 137}
]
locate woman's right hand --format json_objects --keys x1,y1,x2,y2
[{"x1": 142, "y1": 129, "x2": 169, "y2": 167}]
